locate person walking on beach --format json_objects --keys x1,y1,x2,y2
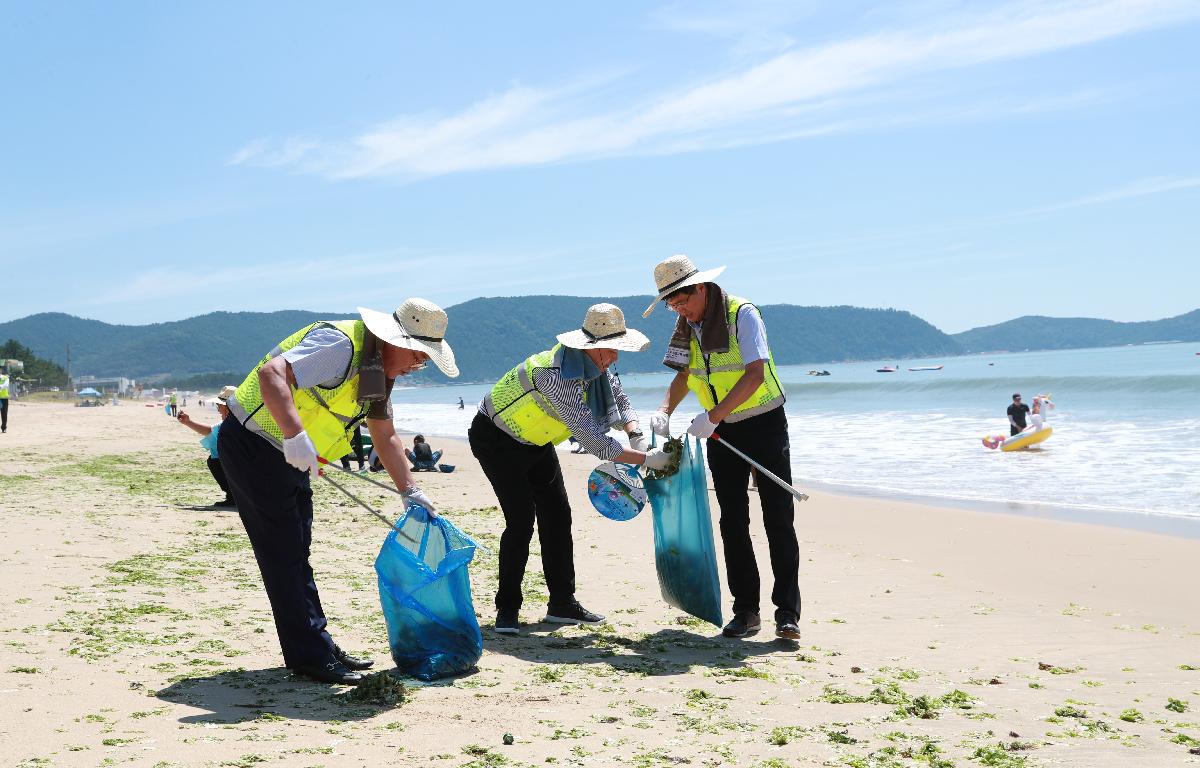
[
  {"x1": 470, "y1": 303, "x2": 672, "y2": 636},
  {"x1": 168, "y1": 391, "x2": 178, "y2": 418},
  {"x1": 642, "y1": 255, "x2": 801, "y2": 641},
  {"x1": 220, "y1": 298, "x2": 458, "y2": 685},
  {"x1": 0, "y1": 369, "x2": 10, "y2": 433},
  {"x1": 1007, "y1": 393, "x2": 1029, "y2": 436},
  {"x1": 175, "y1": 385, "x2": 236, "y2": 507}
]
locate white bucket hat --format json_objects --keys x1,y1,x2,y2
[
  {"x1": 556, "y1": 303, "x2": 650, "y2": 352},
  {"x1": 642, "y1": 254, "x2": 726, "y2": 317},
  {"x1": 357, "y1": 298, "x2": 459, "y2": 378}
]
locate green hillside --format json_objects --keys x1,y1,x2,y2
[
  {"x1": 1, "y1": 297, "x2": 963, "y2": 383},
  {"x1": 952, "y1": 310, "x2": 1200, "y2": 352}
]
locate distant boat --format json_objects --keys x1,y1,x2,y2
[
  {"x1": 908, "y1": 365, "x2": 944, "y2": 371},
  {"x1": 876, "y1": 366, "x2": 898, "y2": 373},
  {"x1": 807, "y1": 370, "x2": 831, "y2": 376}
]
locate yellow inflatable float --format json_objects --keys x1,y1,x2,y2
[{"x1": 982, "y1": 395, "x2": 1054, "y2": 451}]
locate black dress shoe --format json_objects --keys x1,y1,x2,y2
[
  {"x1": 332, "y1": 643, "x2": 374, "y2": 671},
  {"x1": 214, "y1": 498, "x2": 236, "y2": 508},
  {"x1": 722, "y1": 612, "x2": 762, "y2": 638},
  {"x1": 292, "y1": 658, "x2": 363, "y2": 685}
]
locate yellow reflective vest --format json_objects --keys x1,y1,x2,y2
[
  {"x1": 228, "y1": 320, "x2": 368, "y2": 461},
  {"x1": 686, "y1": 295, "x2": 785, "y2": 422},
  {"x1": 482, "y1": 344, "x2": 583, "y2": 446},
  {"x1": 0, "y1": 374, "x2": 9, "y2": 398}
]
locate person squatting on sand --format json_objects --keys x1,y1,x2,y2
[
  {"x1": 470, "y1": 303, "x2": 673, "y2": 636},
  {"x1": 643, "y1": 255, "x2": 802, "y2": 640},
  {"x1": 219, "y1": 298, "x2": 459, "y2": 685},
  {"x1": 175, "y1": 384, "x2": 237, "y2": 508}
]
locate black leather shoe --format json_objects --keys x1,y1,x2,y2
[
  {"x1": 214, "y1": 498, "x2": 236, "y2": 508},
  {"x1": 332, "y1": 644, "x2": 374, "y2": 671},
  {"x1": 292, "y1": 658, "x2": 363, "y2": 685},
  {"x1": 545, "y1": 600, "x2": 605, "y2": 625},
  {"x1": 722, "y1": 612, "x2": 762, "y2": 638}
]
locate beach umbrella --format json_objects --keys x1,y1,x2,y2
[{"x1": 76, "y1": 387, "x2": 102, "y2": 397}]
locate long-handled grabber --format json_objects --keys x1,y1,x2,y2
[
  {"x1": 710, "y1": 433, "x2": 809, "y2": 503},
  {"x1": 317, "y1": 456, "x2": 407, "y2": 497},
  {"x1": 319, "y1": 471, "x2": 398, "y2": 530}
]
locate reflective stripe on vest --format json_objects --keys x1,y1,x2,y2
[
  {"x1": 0, "y1": 375, "x2": 9, "y2": 398},
  {"x1": 686, "y1": 295, "x2": 786, "y2": 423},
  {"x1": 227, "y1": 319, "x2": 368, "y2": 460},
  {"x1": 482, "y1": 344, "x2": 580, "y2": 446}
]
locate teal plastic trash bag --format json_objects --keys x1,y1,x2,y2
[
  {"x1": 375, "y1": 503, "x2": 482, "y2": 680},
  {"x1": 643, "y1": 436, "x2": 724, "y2": 628}
]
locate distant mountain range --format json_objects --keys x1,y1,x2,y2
[
  {"x1": 2, "y1": 301, "x2": 1196, "y2": 384},
  {"x1": 950, "y1": 310, "x2": 1200, "y2": 352}
]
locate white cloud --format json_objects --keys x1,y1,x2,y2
[
  {"x1": 1015, "y1": 175, "x2": 1200, "y2": 216},
  {"x1": 230, "y1": 0, "x2": 1200, "y2": 180}
]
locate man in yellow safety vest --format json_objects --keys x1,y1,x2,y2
[
  {"x1": 220, "y1": 298, "x2": 458, "y2": 684},
  {"x1": 470, "y1": 303, "x2": 672, "y2": 636},
  {"x1": 643, "y1": 255, "x2": 801, "y2": 641}
]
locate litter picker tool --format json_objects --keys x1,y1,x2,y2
[
  {"x1": 320, "y1": 472, "x2": 397, "y2": 530},
  {"x1": 318, "y1": 456, "x2": 407, "y2": 497},
  {"x1": 710, "y1": 433, "x2": 809, "y2": 503}
]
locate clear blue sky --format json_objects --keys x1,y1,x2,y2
[{"x1": 2, "y1": 1, "x2": 1197, "y2": 333}]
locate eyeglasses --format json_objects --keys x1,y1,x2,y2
[{"x1": 665, "y1": 295, "x2": 691, "y2": 312}]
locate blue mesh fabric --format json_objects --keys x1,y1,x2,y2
[
  {"x1": 374, "y1": 503, "x2": 483, "y2": 680},
  {"x1": 643, "y1": 437, "x2": 724, "y2": 627}
]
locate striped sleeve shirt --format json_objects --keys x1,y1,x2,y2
[{"x1": 481, "y1": 368, "x2": 638, "y2": 459}]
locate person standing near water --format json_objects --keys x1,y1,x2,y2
[
  {"x1": 1007, "y1": 393, "x2": 1030, "y2": 436},
  {"x1": 470, "y1": 303, "x2": 672, "y2": 636},
  {"x1": 643, "y1": 255, "x2": 801, "y2": 641},
  {"x1": 220, "y1": 298, "x2": 459, "y2": 685}
]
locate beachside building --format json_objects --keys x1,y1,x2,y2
[{"x1": 73, "y1": 375, "x2": 136, "y2": 395}]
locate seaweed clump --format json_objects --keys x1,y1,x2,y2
[
  {"x1": 341, "y1": 670, "x2": 408, "y2": 707},
  {"x1": 643, "y1": 436, "x2": 684, "y2": 480}
]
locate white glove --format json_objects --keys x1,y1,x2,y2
[
  {"x1": 403, "y1": 486, "x2": 438, "y2": 517},
  {"x1": 642, "y1": 448, "x2": 672, "y2": 471},
  {"x1": 648, "y1": 410, "x2": 671, "y2": 437},
  {"x1": 629, "y1": 432, "x2": 650, "y2": 452},
  {"x1": 283, "y1": 431, "x2": 320, "y2": 474},
  {"x1": 687, "y1": 413, "x2": 718, "y2": 439}
]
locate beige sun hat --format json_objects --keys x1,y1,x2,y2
[
  {"x1": 216, "y1": 385, "x2": 237, "y2": 403},
  {"x1": 556, "y1": 303, "x2": 650, "y2": 352},
  {"x1": 357, "y1": 298, "x2": 459, "y2": 378},
  {"x1": 642, "y1": 254, "x2": 726, "y2": 317}
]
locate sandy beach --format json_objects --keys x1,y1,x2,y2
[{"x1": 2, "y1": 399, "x2": 1199, "y2": 767}]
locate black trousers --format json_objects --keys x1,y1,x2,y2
[
  {"x1": 0, "y1": 398, "x2": 7, "y2": 430},
  {"x1": 468, "y1": 412, "x2": 576, "y2": 612},
  {"x1": 706, "y1": 406, "x2": 802, "y2": 621},
  {"x1": 340, "y1": 429, "x2": 365, "y2": 470},
  {"x1": 206, "y1": 456, "x2": 231, "y2": 497},
  {"x1": 1010, "y1": 424, "x2": 1023, "y2": 436},
  {"x1": 217, "y1": 415, "x2": 334, "y2": 667}
]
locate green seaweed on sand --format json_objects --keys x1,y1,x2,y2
[
  {"x1": 1119, "y1": 708, "x2": 1144, "y2": 722},
  {"x1": 1166, "y1": 697, "x2": 1189, "y2": 713},
  {"x1": 339, "y1": 671, "x2": 408, "y2": 707},
  {"x1": 970, "y1": 743, "x2": 1028, "y2": 767}
]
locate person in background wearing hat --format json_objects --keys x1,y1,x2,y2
[
  {"x1": 643, "y1": 255, "x2": 801, "y2": 641},
  {"x1": 220, "y1": 298, "x2": 458, "y2": 685},
  {"x1": 471, "y1": 303, "x2": 673, "y2": 636},
  {"x1": 175, "y1": 385, "x2": 237, "y2": 508}
]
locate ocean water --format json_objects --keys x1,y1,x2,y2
[{"x1": 389, "y1": 343, "x2": 1200, "y2": 526}]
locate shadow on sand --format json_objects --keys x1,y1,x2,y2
[
  {"x1": 483, "y1": 624, "x2": 796, "y2": 677},
  {"x1": 155, "y1": 666, "x2": 415, "y2": 724}
]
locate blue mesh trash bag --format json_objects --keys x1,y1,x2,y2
[
  {"x1": 643, "y1": 436, "x2": 723, "y2": 627},
  {"x1": 374, "y1": 502, "x2": 483, "y2": 680},
  {"x1": 588, "y1": 462, "x2": 648, "y2": 521}
]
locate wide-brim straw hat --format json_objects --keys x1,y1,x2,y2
[
  {"x1": 642, "y1": 254, "x2": 726, "y2": 317},
  {"x1": 215, "y1": 385, "x2": 236, "y2": 403},
  {"x1": 557, "y1": 303, "x2": 650, "y2": 352},
  {"x1": 358, "y1": 298, "x2": 459, "y2": 378}
]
